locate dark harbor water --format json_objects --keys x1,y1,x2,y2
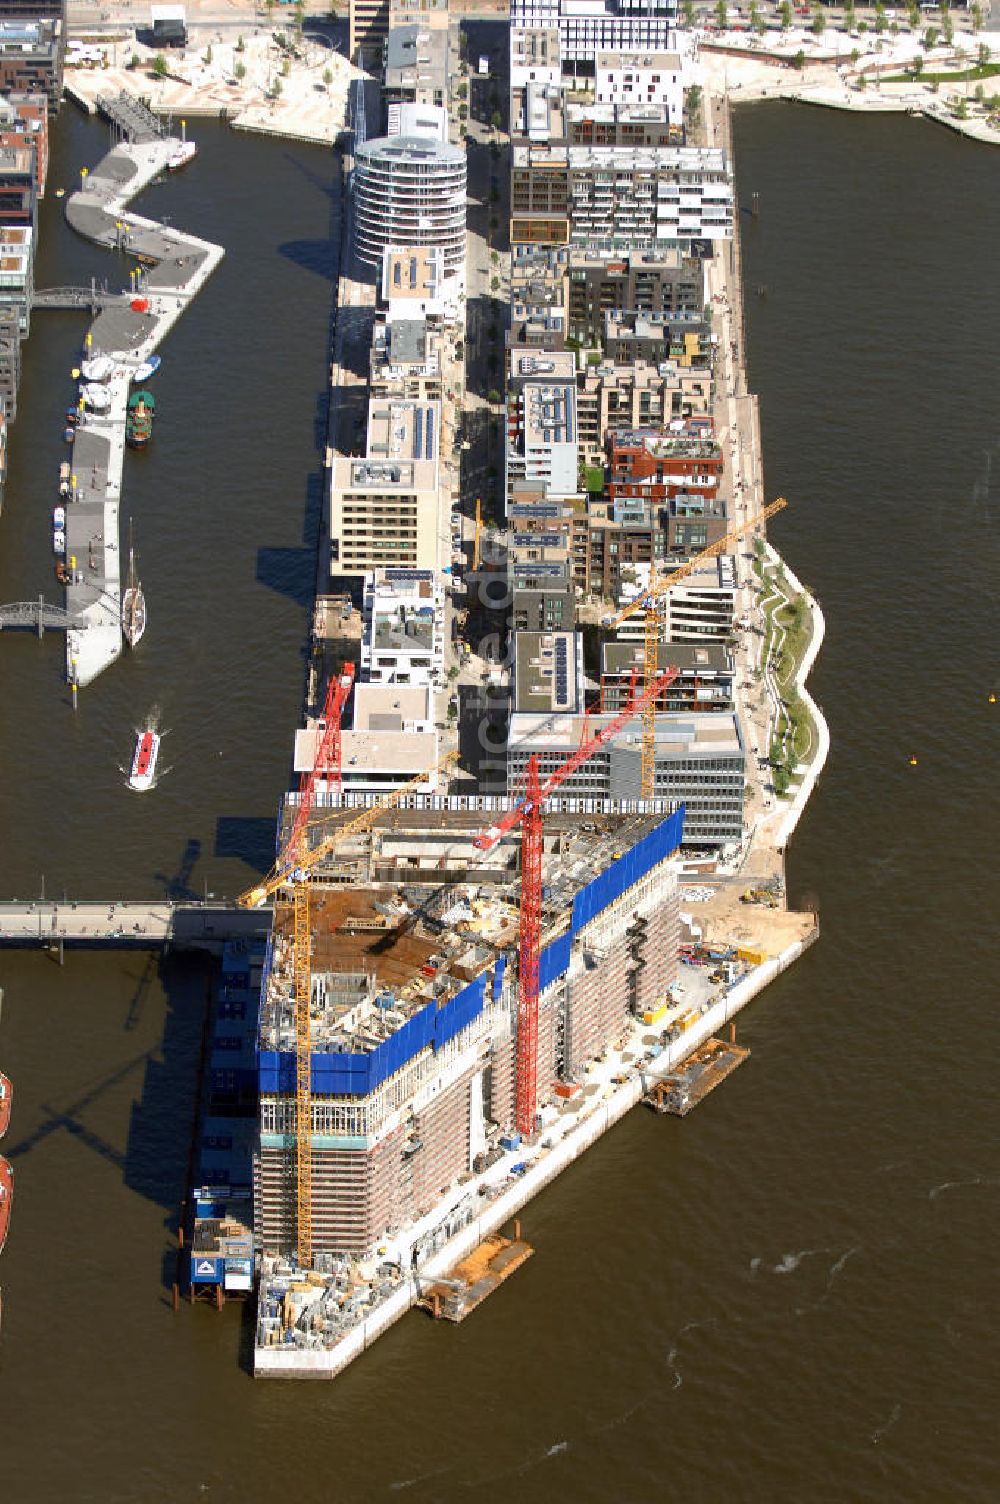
[{"x1": 0, "y1": 103, "x2": 998, "y2": 1503}]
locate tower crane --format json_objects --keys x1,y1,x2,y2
[
  {"x1": 237, "y1": 748, "x2": 458, "y2": 1267},
  {"x1": 604, "y1": 497, "x2": 788, "y2": 799},
  {"x1": 286, "y1": 662, "x2": 355, "y2": 858},
  {"x1": 474, "y1": 666, "x2": 680, "y2": 1138}
]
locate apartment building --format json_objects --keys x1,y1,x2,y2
[
  {"x1": 370, "y1": 316, "x2": 444, "y2": 402},
  {"x1": 328, "y1": 399, "x2": 442, "y2": 578},
  {"x1": 566, "y1": 246, "x2": 704, "y2": 344},
  {"x1": 575, "y1": 358, "x2": 713, "y2": 462},
  {"x1": 360, "y1": 566, "x2": 445, "y2": 685},
  {"x1": 567, "y1": 144, "x2": 733, "y2": 250},
  {"x1": 510, "y1": 0, "x2": 679, "y2": 78},
  {"x1": 600, "y1": 639, "x2": 734, "y2": 715}
]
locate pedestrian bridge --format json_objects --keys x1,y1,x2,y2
[{"x1": 0, "y1": 900, "x2": 273, "y2": 951}]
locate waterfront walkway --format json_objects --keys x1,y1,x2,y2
[
  {"x1": 61, "y1": 132, "x2": 225, "y2": 688},
  {"x1": 0, "y1": 900, "x2": 271, "y2": 949}
]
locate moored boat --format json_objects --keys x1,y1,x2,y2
[
  {"x1": 0, "y1": 1155, "x2": 11, "y2": 1255},
  {"x1": 167, "y1": 140, "x2": 197, "y2": 171},
  {"x1": 53, "y1": 528, "x2": 66, "y2": 555},
  {"x1": 82, "y1": 382, "x2": 112, "y2": 412},
  {"x1": 80, "y1": 354, "x2": 115, "y2": 383},
  {"x1": 131, "y1": 354, "x2": 161, "y2": 384},
  {"x1": 126, "y1": 390, "x2": 155, "y2": 449},
  {"x1": 0, "y1": 1071, "x2": 11, "y2": 1140},
  {"x1": 122, "y1": 520, "x2": 146, "y2": 648},
  {"x1": 128, "y1": 728, "x2": 159, "y2": 792}
]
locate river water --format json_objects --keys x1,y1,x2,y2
[{"x1": 0, "y1": 104, "x2": 998, "y2": 1502}]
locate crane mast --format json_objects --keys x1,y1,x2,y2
[
  {"x1": 477, "y1": 665, "x2": 679, "y2": 1135},
  {"x1": 238, "y1": 747, "x2": 458, "y2": 1265}
]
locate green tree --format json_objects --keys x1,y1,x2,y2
[
  {"x1": 922, "y1": 25, "x2": 939, "y2": 49},
  {"x1": 974, "y1": 81, "x2": 985, "y2": 101},
  {"x1": 750, "y1": 0, "x2": 765, "y2": 34},
  {"x1": 683, "y1": 0, "x2": 696, "y2": 24},
  {"x1": 686, "y1": 83, "x2": 703, "y2": 121},
  {"x1": 236, "y1": 34, "x2": 245, "y2": 51},
  {"x1": 978, "y1": 41, "x2": 991, "y2": 67},
  {"x1": 793, "y1": 47, "x2": 806, "y2": 68},
  {"x1": 490, "y1": 109, "x2": 502, "y2": 131},
  {"x1": 843, "y1": 1, "x2": 856, "y2": 31},
  {"x1": 491, "y1": 275, "x2": 500, "y2": 291},
  {"x1": 956, "y1": 96, "x2": 968, "y2": 117},
  {"x1": 486, "y1": 388, "x2": 501, "y2": 405},
  {"x1": 907, "y1": 0, "x2": 919, "y2": 28},
  {"x1": 851, "y1": 47, "x2": 860, "y2": 64},
  {"x1": 203, "y1": 43, "x2": 213, "y2": 63},
  {"x1": 715, "y1": 0, "x2": 728, "y2": 27},
  {"x1": 779, "y1": 0, "x2": 792, "y2": 29},
  {"x1": 971, "y1": 2, "x2": 983, "y2": 32},
  {"x1": 234, "y1": 60, "x2": 247, "y2": 79},
  {"x1": 322, "y1": 67, "x2": 333, "y2": 86},
  {"x1": 911, "y1": 51, "x2": 924, "y2": 73},
  {"x1": 272, "y1": 75, "x2": 283, "y2": 96},
  {"x1": 812, "y1": 5, "x2": 826, "y2": 37},
  {"x1": 874, "y1": 3, "x2": 887, "y2": 32},
  {"x1": 942, "y1": 14, "x2": 954, "y2": 45},
  {"x1": 281, "y1": 56, "x2": 291, "y2": 75},
  {"x1": 151, "y1": 53, "x2": 168, "y2": 78}
]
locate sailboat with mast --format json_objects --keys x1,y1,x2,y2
[{"x1": 122, "y1": 521, "x2": 146, "y2": 648}]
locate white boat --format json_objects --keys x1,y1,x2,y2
[
  {"x1": 122, "y1": 521, "x2": 146, "y2": 649},
  {"x1": 53, "y1": 505, "x2": 66, "y2": 528},
  {"x1": 82, "y1": 382, "x2": 112, "y2": 411},
  {"x1": 53, "y1": 529, "x2": 66, "y2": 555},
  {"x1": 167, "y1": 140, "x2": 197, "y2": 171},
  {"x1": 80, "y1": 355, "x2": 115, "y2": 383},
  {"x1": 128, "y1": 729, "x2": 160, "y2": 792},
  {"x1": 131, "y1": 355, "x2": 161, "y2": 384}
]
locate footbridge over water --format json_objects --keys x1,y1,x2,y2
[
  {"x1": 0, "y1": 900, "x2": 273, "y2": 953},
  {"x1": 0, "y1": 598, "x2": 89, "y2": 634}
]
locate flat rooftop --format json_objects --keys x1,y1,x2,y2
[
  {"x1": 352, "y1": 682, "x2": 432, "y2": 730},
  {"x1": 522, "y1": 381, "x2": 576, "y2": 448},
  {"x1": 514, "y1": 629, "x2": 583, "y2": 714},
  {"x1": 366, "y1": 397, "x2": 440, "y2": 465},
  {"x1": 508, "y1": 710, "x2": 743, "y2": 757},
  {"x1": 510, "y1": 347, "x2": 576, "y2": 382},
  {"x1": 383, "y1": 244, "x2": 442, "y2": 300},
  {"x1": 602, "y1": 640, "x2": 731, "y2": 676}
]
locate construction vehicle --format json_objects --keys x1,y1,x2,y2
[
  {"x1": 604, "y1": 498, "x2": 788, "y2": 799},
  {"x1": 237, "y1": 660, "x2": 457, "y2": 1265},
  {"x1": 474, "y1": 666, "x2": 680, "y2": 1138}
]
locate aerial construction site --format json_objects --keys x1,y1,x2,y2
[{"x1": 181, "y1": 2, "x2": 828, "y2": 1377}]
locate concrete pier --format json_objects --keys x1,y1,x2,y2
[
  {"x1": 61, "y1": 138, "x2": 224, "y2": 688},
  {"x1": 0, "y1": 899, "x2": 271, "y2": 951}
]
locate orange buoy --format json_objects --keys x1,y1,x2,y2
[
  {"x1": 909, "y1": 756, "x2": 918, "y2": 766},
  {"x1": 989, "y1": 693, "x2": 997, "y2": 704}
]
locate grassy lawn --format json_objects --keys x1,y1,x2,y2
[{"x1": 880, "y1": 63, "x2": 1000, "y2": 83}]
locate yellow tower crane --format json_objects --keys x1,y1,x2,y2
[
  {"x1": 237, "y1": 750, "x2": 459, "y2": 1267},
  {"x1": 605, "y1": 497, "x2": 788, "y2": 798}
]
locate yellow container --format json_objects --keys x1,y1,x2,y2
[
  {"x1": 737, "y1": 946, "x2": 767, "y2": 967},
  {"x1": 642, "y1": 1002, "x2": 670, "y2": 1026}
]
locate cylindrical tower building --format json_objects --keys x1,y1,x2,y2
[{"x1": 354, "y1": 135, "x2": 466, "y2": 275}]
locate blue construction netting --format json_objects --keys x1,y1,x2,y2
[
  {"x1": 571, "y1": 806, "x2": 685, "y2": 934},
  {"x1": 492, "y1": 954, "x2": 507, "y2": 1002},
  {"x1": 434, "y1": 975, "x2": 486, "y2": 1050},
  {"x1": 257, "y1": 808, "x2": 685, "y2": 1095}
]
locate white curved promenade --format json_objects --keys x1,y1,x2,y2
[{"x1": 62, "y1": 137, "x2": 224, "y2": 688}]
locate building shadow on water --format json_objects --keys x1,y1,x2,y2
[
  {"x1": 255, "y1": 543, "x2": 315, "y2": 606},
  {"x1": 3, "y1": 949, "x2": 215, "y2": 1300},
  {"x1": 214, "y1": 814, "x2": 277, "y2": 875},
  {"x1": 152, "y1": 836, "x2": 203, "y2": 902}
]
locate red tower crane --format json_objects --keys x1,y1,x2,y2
[
  {"x1": 286, "y1": 661, "x2": 356, "y2": 860},
  {"x1": 474, "y1": 664, "x2": 679, "y2": 1137}
]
